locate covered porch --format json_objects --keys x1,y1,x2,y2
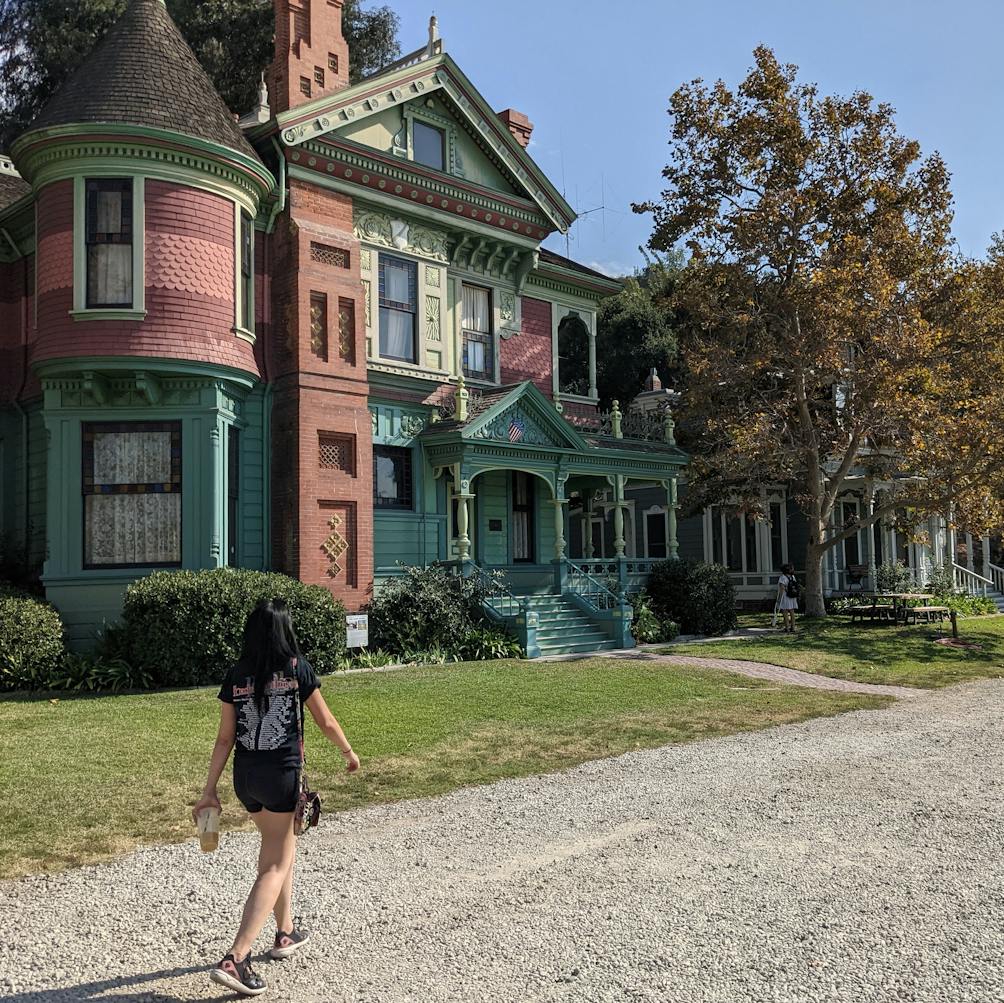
[{"x1": 419, "y1": 379, "x2": 687, "y2": 655}]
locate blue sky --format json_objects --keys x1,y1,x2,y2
[{"x1": 396, "y1": 0, "x2": 1002, "y2": 277}]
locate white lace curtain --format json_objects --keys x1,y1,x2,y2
[
  {"x1": 85, "y1": 430, "x2": 180, "y2": 566},
  {"x1": 462, "y1": 285, "x2": 490, "y2": 333},
  {"x1": 87, "y1": 187, "x2": 132, "y2": 306}
]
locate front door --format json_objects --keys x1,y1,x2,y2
[{"x1": 512, "y1": 472, "x2": 535, "y2": 563}]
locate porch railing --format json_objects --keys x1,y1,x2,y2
[
  {"x1": 571, "y1": 558, "x2": 660, "y2": 593},
  {"x1": 463, "y1": 562, "x2": 527, "y2": 619},
  {"x1": 952, "y1": 562, "x2": 992, "y2": 596},
  {"x1": 564, "y1": 559, "x2": 622, "y2": 613},
  {"x1": 987, "y1": 562, "x2": 1004, "y2": 594}
]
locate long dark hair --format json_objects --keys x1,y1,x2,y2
[{"x1": 240, "y1": 599, "x2": 301, "y2": 710}]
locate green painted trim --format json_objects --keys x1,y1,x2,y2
[
  {"x1": 71, "y1": 175, "x2": 146, "y2": 315},
  {"x1": 34, "y1": 355, "x2": 258, "y2": 391},
  {"x1": 233, "y1": 203, "x2": 255, "y2": 337},
  {"x1": 527, "y1": 270, "x2": 619, "y2": 302},
  {"x1": 12, "y1": 123, "x2": 274, "y2": 206},
  {"x1": 71, "y1": 309, "x2": 148, "y2": 322},
  {"x1": 234, "y1": 327, "x2": 256, "y2": 345}
]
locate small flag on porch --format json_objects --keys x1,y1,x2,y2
[{"x1": 508, "y1": 416, "x2": 525, "y2": 442}]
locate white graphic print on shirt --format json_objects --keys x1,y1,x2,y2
[{"x1": 233, "y1": 674, "x2": 299, "y2": 753}]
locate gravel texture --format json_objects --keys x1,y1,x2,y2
[{"x1": 2, "y1": 679, "x2": 1003, "y2": 1002}]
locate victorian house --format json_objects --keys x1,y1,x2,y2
[{"x1": 0, "y1": 0, "x2": 687, "y2": 655}]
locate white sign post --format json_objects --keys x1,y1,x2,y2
[{"x1": 346, "y1": 613, "x2": 369, "y2": 649}]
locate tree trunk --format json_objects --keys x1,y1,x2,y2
[{"x1": 804, "y1": 539, "x2": 827, "y2": 617}]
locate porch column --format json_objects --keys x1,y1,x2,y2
[
  {"x1": 982, "y1": 535, "x2": 992, "y2": 579},
  {"x1": 966, "y1": 532, "x2": 975, "y2": 572},
  {"x1": 584, "y1": 494, "x2": 595, "y2": 559},
  {"x1": 455, "y1": 491, "x2": 473, "y2": 562},
  {"x1": 613, "y1": 475, "x2": 626, "y2": 558},
  {"x1": 865, "y1": 485, "x2": 876, "y2": 590},
  {"x1": 552, "y1": 499, "x2": 568, "y2": 560},
  {"x1": 588, "y1": 331, "x2": 598, "y2": 400},
  {"x1": 666, "y1": 477, "x2": 679, "y2": 560}
]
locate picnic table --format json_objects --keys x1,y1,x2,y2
[{"x1": 850, "y1": 592, "x2": 940, "y2": 625}]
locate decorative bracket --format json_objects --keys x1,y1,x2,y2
[
  {"x1": 135, "y1": 371, "x2": 162, "y2": 406},
  {"x1": 81, "y1": 371, "x2": 109, "y2": 406}
]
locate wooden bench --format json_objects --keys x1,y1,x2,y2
[
  {"x1": 905, "y1": 605, "x2": 950, "y2": 625},
  {"x1": 849, "y1": 604, "x2": 895, "y2": 624}
]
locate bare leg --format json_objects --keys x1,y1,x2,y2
[
  {"x1": 273, "y1": 851, "x2": 295, "y2": 934},
  {"x1": 229, "y1": 809, "x2": 296, "y2": 960}
]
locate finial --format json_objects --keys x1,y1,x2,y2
[
  {"x1": 427, "y1": 14, "x2": 441, "y2": 55},
  {"x1": 455, "y1": 373, "x2": 469, "y2": 422},
  {"x1": 663, "y1": 407, "x2": 676, "y2": 446},
  {"x1": 611, "y1": 399, "x2": 623, "y2": 439}
]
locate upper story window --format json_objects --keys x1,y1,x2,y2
[
  {"x1": 373, "y1": 445, "x2": 413, "y2": 509},
  {"x1": 379, "y1": 255, "x2": 417, "y2": 363},
  {"x1": 85, "y1": 179, "x2": 133, "y2": 308},
  {"x1": 413, "y1": 120, "x2": 445, "y2": 171},
  {"x1": 557, "y1": 313, "x2": 591, "y2": 396},
  {"x1": 462, "y1": 284, "x2": 493, "y2": 381},
  {"x1": 238, "y1": 210, "x2": 254, "y2": 332}
]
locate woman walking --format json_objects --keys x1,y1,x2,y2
[
  {"x1": 776, "y1": 563, "x2": 800, "y2": 634},
  {"x1": 192, "y1": 599, "x2": 360, "y2": 996}
]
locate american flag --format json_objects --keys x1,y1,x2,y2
[{"x1": 508, "y1": 416, "x2": 525, "y2": 443}]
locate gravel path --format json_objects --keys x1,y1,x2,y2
[{"x1": 3, "y1": 680, "x2": 1003, "y2": 1002}]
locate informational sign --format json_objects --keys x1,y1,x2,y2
[{"x1": 346, "y1": 613, "x2": 369, "y2": 649}]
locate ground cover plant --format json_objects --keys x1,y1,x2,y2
[
  {"x1": 667, "y1": 614, "x2": 1004, "y2": 689},
  {"x1": 0, "y1": 658, "x2": 886, "y2": 878}
]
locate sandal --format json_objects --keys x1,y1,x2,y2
[
  {"x1": 270, "y1": 924, "x2": 311, "y2": 959},
  {"x1": 210, "y1": 953, "x2": 267, "y2": 996}
]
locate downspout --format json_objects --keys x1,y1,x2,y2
[{"x1": 266, "y1": 137, "x2": 286, "y2": 234}]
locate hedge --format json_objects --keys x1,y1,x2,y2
[
  {"x1": 0, "y1": 593, "x2": 65, "y2": 691},
  {"x1": 119, "y1": 568, "x2": 347, "y2": 687},
  {"x1": 645, "y1": 559, "x2": 737, "y2": 636}
]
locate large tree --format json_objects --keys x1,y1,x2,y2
[
  {"x1": 594, "y1": 251, "x2": 681, "y2": 408},
  {"x1": 0, "y1": 0, "x2": 400, "y2": 149},
  {"x1": 636, "y1": 46, "x2": 1004, "y2": 615}
]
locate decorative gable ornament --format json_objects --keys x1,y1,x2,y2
[
  {"x1": 472, "y1": 403, "x2": 553, "y2": 448},
  {"x1": 391, "y1": 219, "x2": 409, "y2": 250}
]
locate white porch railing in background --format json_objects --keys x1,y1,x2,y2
[
  {"x1": 952, "y1": 562, "x2": 992, "y2": 596},
  {"x1": 988, "y1": 563, "x2": 1004, "y2": 594}
]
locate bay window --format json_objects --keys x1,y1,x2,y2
[
  {"x1": 378, "y1": 255, "x2": 417, "y2": 363},
  {"x1": 82, "y1": 422, "x2": 182, "y2": 568},
  {"x1": 462, "y1": 284, "x2": 493, "y2": 381},
  {"x1": 85, "y1": 179, "x2": 133, "y2": 308}
]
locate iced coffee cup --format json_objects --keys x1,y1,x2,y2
[{"x1": 196, "y1": 806, "x2": 220, "y2": 852}]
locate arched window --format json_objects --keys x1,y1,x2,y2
[{"x1": 557, "y1": 313, "x2": 590, "y2": 396}]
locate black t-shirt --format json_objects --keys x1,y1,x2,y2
[{"x1": 218, "y1": 656, "x2": 320, "y2": 767}]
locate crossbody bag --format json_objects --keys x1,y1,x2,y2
[{"x1": 291, "y1": 658, "x2": 321, "y2": 836}]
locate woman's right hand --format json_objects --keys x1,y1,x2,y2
[
  {"x1": 191, "y1": 790, "x2": 221, "y2": 824},
  {"x1": 341, "y1": 748, "x2": 360, "y2": 773}
]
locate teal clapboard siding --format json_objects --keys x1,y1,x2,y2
[
  {"x1": 478, "y1": 470, "x2": 509, "y2": 566},
  {"x1": 236, "y1": 385, "x2": 267, "y2": 569},
  {"x1": 536, "y1": 474, "x2": 555, "y2": 563},
  {"x1": 25, "y1": 403, "x2": 47, "y2": 567},
  {"x1": 374, "y1": 511, "x2": 445, "y2": 574}
]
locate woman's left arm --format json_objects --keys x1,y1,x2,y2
[{"x1": 191, "y1": 702, "x2": 237, "y2": 821}]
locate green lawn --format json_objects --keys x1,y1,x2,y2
[
  {"x1": 667, "y1": 614, "x2": 1004, "y2": 689},
  {"x1": 0, "y1": 657, "x2": 886, "y2": 879}
]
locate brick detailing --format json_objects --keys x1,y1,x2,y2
[
  {"x1": 31, "y1": 179, "x2": 258, "y2": 378},
  {"x1": 318, "y1": 500, "x2": 357, "y2": 586},
  {"x1": 500, "y1": 296, "x2": 552, "y2": 394},
  {"x1": 310, "y1": 241, "x2": 350, "y2": 268},
  {"x1": 269, "y1": 0, "x2": 350, "y2": 115},
  {"x1": 318, "y1": 431, "x2": 354, "y2": 473},
  {"x1": 309, "y1": 291, "x2": 328, "y2": 360},
  {"x1": 338, "y1": 296, "x2": 355, "y2": 363}
]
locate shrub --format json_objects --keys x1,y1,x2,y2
[
  {"x1": 630, "y1": 594, "x2": 679, "y2": 643},
  {"x1": 119, "y1": 568, "x2": 346, "y2": 687},
  {"x1": 0, "y1": 594, "x2": 65, "y2": 691},
  {"x1": 457, "y1": 627, "x2": 523, "y2": 661},
  {"x1": 923, "y1": 564, "x2": 957, "y2": 596},
  {"x1": 47, "y1": 653, "x2": 153, "y2": 693},
  {"x1": 876, "y1": 561, "x2": 914, "y2": 593},
  {"x1": 366, "y1": 564, "x2": 496, "y2": 656},
  {"x1": 645, "y1": 560, "x2": 737, "y2": 636}
]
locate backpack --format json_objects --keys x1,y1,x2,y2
[{"x1": 785, "y1": 575, "x2": 801, "y2": 600}]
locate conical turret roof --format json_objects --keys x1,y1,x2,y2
[{"x1": 27, "y1": 0, "x2": 260, "y2": 163}]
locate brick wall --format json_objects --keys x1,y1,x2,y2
[
  {"x1": 0, "y1": 256, "x2": 30, "y2": 404},
  {"x1": 501, "y1": 296, "x2": 553, "y2": 394},
  {"x1": 268, "y1": 175, "x2": 373, "y2": 610},
  {"x1": 31, "y1": 179, "x2": 258, "y2": 378},
  {"x1": 268, "y1": 0, "x2": 350, "y2": 115}
]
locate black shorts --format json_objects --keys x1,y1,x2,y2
[{"x1": 233, "y1": 758, "x2": 299, "y2": 814}]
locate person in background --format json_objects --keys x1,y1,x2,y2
[
  {"x1": 776, "y1": 563, "x2": 800, "y2": 634},
  {"x1": 192, "y1": 599, "x2": 360, "y2": 996}
]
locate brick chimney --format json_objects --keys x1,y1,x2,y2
[
  {"x1": 269, "y1": 0, "x2": 350, "y2": 115},
  {"x1": 497, "y1": 108, "x2": 533, "y2": 148}
]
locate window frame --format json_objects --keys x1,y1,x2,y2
[
  {"x1": 234, "y1": 206, "x2": 255, "y2": 341},
  {"x1": 461, "y1": 282, "x2": 495, "y2": 382},
  {"x1": 72, "y1": 175, "x2": 146, "y2": 321},
  {"x1": 372, "y1": 444, "x2": 414, "y2": 510},
  {"x1": 412, "y1": 120, "x2": 446, "y2": 171},
  {"x1": 378, "y1": 254, "x2": 418, "y2": 364},
  {"x1": 81, "y1": 420, "x2": 183, "y2": 571}
]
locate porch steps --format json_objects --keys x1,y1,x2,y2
[
  {"x1": 990, "y1": 590, "x2": 1004, "y2": 614},
  {"x1": 520, "y1": 595, "x2": 622, "y2": 657}
]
